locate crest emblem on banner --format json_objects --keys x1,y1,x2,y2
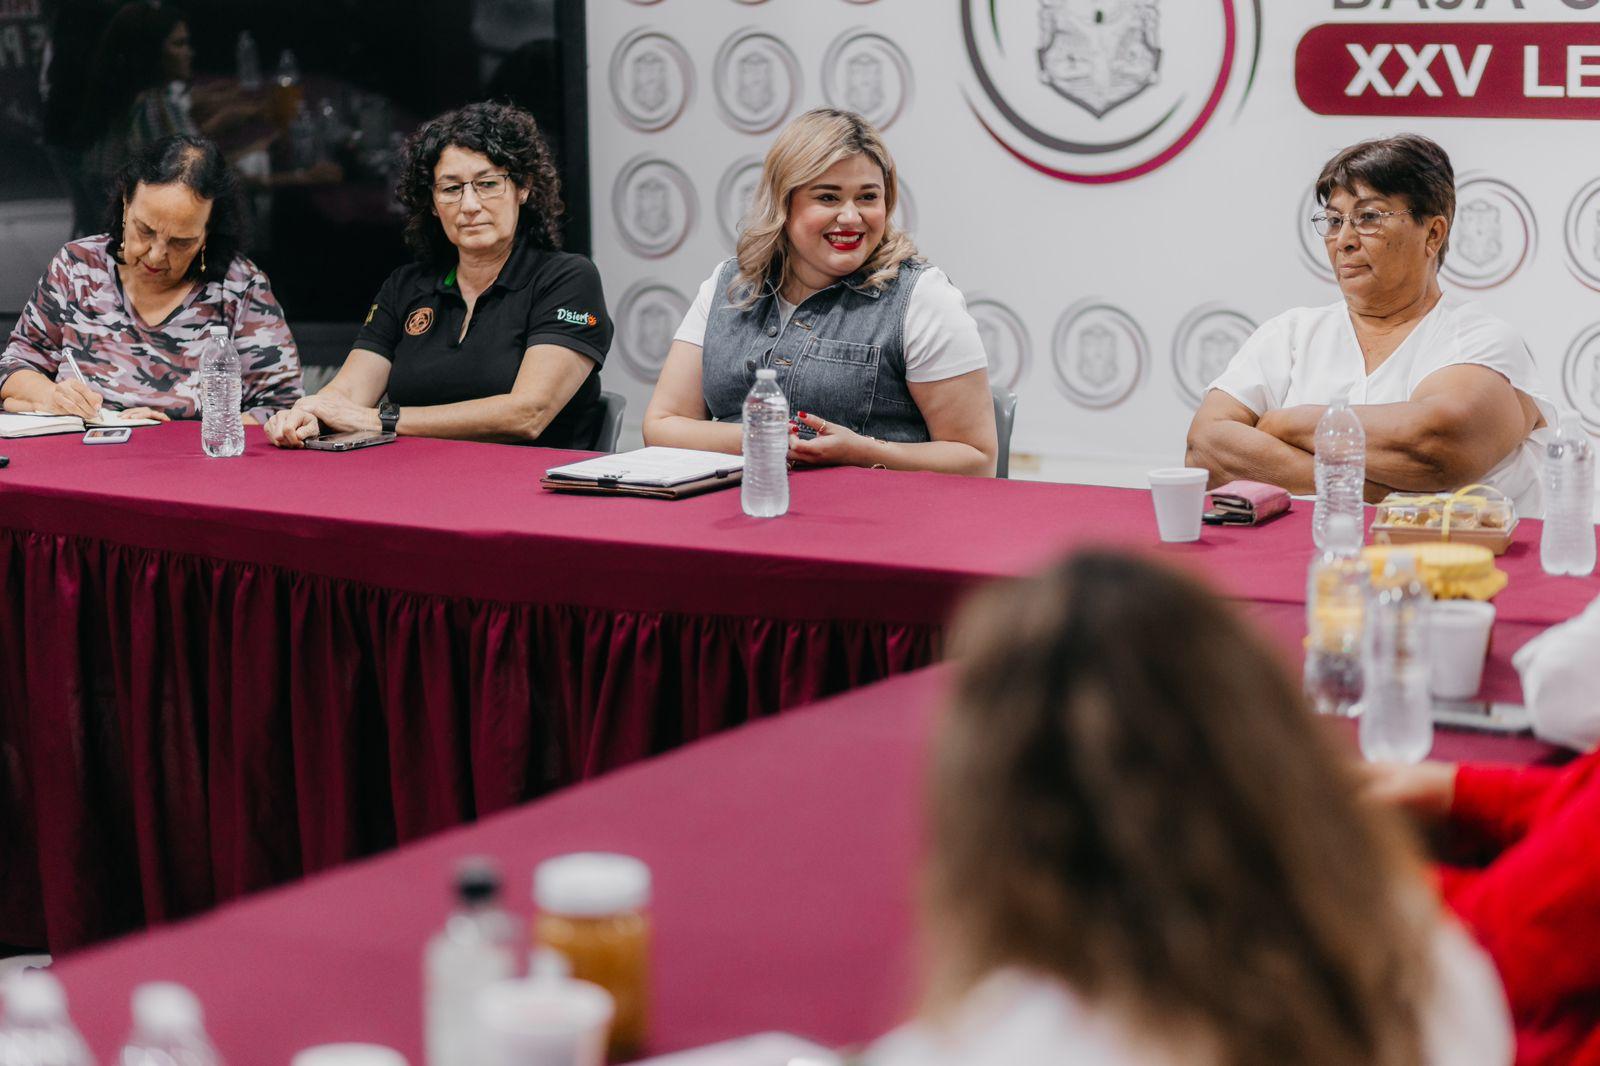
[
  {"x1": 610, "y1": 30, "x2": 693, "y2": 132},
  {"x1": 823, "y1": 29, "x2": 912, "y2": 130},
  {"x1": 737, "y1": 53, "x2": 775, "y2": 114},
  {"x1": 631, "y1": 51, "x2": 669, "y2": 113},
  {"x1": 1562, "y1": 177, "x2": 1600, "y2": 293},
  {"x1": 963, "y1": 0, "x2": 1259, "y2": 184},
  {"x1": 1078, "y1": 326, "x2": 1119, "y2": 388},
  {"x1": 967, "y1": 298, "x2": 1032, "y2": 391},
  {"x1": 1036, "y1": 0, "x2": 1161, "y2": 119},
  {"x1": 617, "y1": 280, "x2": 691, "y2": 382},
  {"x1": 716, "y1": 156, "x2": 765, "y2": 246},
  {"x1": 1053, "y1": 300, "x2": 1146, "y2": 408},
  {"x1": 613, "y1": 156, "x2": 697, "y2": 258},
  {"x1": 1170, "y1": 303, "x2": 1255, "y2": 407},
  {"x1": 1562, "y1": 323, "x2": 1600, "y2": 435},
  {"x1": 1456, "y1": 200, "x2": 1503, "y2": 269},
  {"x1": 846, "y1": 53, "x2": 885, "y2": 114},
  {"x1": 1441, "y1": 176, "x2": 1535, "y2": 291},
  {"x1": 634, "y1": 178, "x2": 672, "y2": 239},
  {"x1": 715, "y1": 29, "x2": 801, "y2": 134}
]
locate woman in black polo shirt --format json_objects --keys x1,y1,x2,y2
[{"x1": 265, "y1": 102, "x2": 612, "y2": 449}]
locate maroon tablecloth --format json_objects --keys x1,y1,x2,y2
[
  {"x1": 2, "y1": 422, "x2": 1595, "y2": 952},
  {"x1": 45, "y1": 668, "x2": 1567, "y2": 1065}
]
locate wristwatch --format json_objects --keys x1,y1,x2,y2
[{"x1": 378, "y1": 399, "x2": 400, "y2": 433}]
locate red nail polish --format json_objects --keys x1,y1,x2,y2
[{"x1": 796, "y1": 411, "x2": 808, "y2": 419}]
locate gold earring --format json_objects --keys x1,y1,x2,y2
[{"x1": 200, "y1": 247, "x2": 206, "y2": 274}]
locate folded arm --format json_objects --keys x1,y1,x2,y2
[
  {"x1": 1256, "y1": 365, "x2": 1538, "y2": 493},
  {"x1": 1185, "y1": 389, "x2": 1318, "y2": 493}
]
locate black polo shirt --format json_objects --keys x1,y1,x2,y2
[{"x1": 354, "y1": 235, "x2": 613, "y2": 449}]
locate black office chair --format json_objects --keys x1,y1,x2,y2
[
  {"x1": 0, "y1": 313, "x2": 18, "y2": 343},
  {"x1": 596, "y1": 391, "x2": 627, "y2": 453},
  {"x1": 992, "y1": 385, "x2": 1018, "y2": 479},
  {"x1": 291, "y1": 321, "x2": 358, "y2": 395}
]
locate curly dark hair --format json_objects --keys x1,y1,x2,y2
[
  {"x1": 105, "y1": 135, "x2": 246, "y2": 285},
  {"x1": 929, "y1": 551, "x2": 1437, "y2": 1066},
  {"x1": 396, "y1": 101, "x2": 564, "y2": 267}
]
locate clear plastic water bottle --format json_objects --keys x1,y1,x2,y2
[
  {"x1": 1540, "y1": 410, "x2": 1597, "y2": 577},
  {"x1": 1304, "y1": 514, "x2": 1367, "y2": 717},
  {"x1": 235, "y1": 31, "x2": 261, "y2": 92},
  {"x1": 0, "y1": 969, "x2": 94, "y2": 1066},
  {"x1": 1313, "y1": 392, "x2": 1366, "y2": 553},
  {"x1": 425, "y1": 859, "x2": 520, "y2": 1066},
  {"x1": 199, "y1": 326, "x2": 244, "y2": 458},
  {"x1": 118, "y1": 983, "x2": 221, "y2": 1066},
  {"x1": 1359, "y1": 553, "x2": 1434, "y2": 764},
  {"x1": 741, "y1": 368, "x2": 789, "y2": 518}
]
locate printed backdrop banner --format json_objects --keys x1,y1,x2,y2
[{"x1": 586, "y1": 1, "x2": 1600, "y2": 471}]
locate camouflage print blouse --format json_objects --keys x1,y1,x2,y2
[{"x1": 0, "y1": 236, "x2": 304, "y2": 422}]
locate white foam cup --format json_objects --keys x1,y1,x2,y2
[
  {"x1": 1148, "y1": 468, "x2": 1210, "y2": 543},
  {"x1": 1429, "y1": 600, "x2": 1496, "y2": 701},
  {"x1": 476, "y1": 977, "x2": 615, "y2": 1066}
]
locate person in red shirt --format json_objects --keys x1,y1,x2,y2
[{"x1": 1368, "y1": 755, "x2": 1600, "y2": 1066}]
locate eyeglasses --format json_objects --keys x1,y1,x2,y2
[
  {"x1": 1311, "y1": 209, "x2": 1413, "y2": 238},
  {"x1": 432, "y1": 174, "x2": 512, "y2": 205}
]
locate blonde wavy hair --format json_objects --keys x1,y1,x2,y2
[{"x1": 731, "y1": 108, "x2": 920, "y2": 307}]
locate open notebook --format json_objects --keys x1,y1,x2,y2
[{"x1": 0, "y1": 410, "x2": 162, "y2": 438}]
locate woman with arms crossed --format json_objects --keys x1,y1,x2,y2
[
  {"x1": 1186, "y1": 135, "x2": 1551, "y2": 513},
  {"x1": 643, "y1": 108, "x2": 996, "y2": 475},
  {"x1": 267, "y1": 102, "x2": 611, "y2": 448}
]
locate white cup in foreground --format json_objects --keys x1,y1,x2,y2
[
  {"x1": 1148, "y1": 468, "x2": 1210, "y2": 543},
  {"x1": 477, "y1": 978, "x2": 615, "y2": 1066},
  {"x1": 1429, "y1": 600, "x2": 1496, "y2": 701},
  {"x1": 291, "y1": 1046, "x2": 408, "y2": 1066}
]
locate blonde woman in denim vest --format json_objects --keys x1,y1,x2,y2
[{"x1": 643, "y1": 108, "x2": 997, "y2": 476}]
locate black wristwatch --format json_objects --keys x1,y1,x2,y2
[{"x1": 378, "y1": 399, "x2": 400, "y2": 433}]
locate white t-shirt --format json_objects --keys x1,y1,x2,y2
[
  {"x1": 1210, "y1": 293, "x2": 1555, "y2": 515},
  {"x1": 866, "y1": 923, "x2": 1512, "y2": 1066},
  {"x1": 673, "y1": 263, "x2": 991, "y2": 383}
]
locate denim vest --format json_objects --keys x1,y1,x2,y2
[{"x1": 700, "y1": 258, "x2": 931, "y2": 443}]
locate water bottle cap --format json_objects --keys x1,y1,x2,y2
[
  {"x1": 208, "y1": 325, "x2": 228, "y2": 338},
  {"x1": 453, "y1": 855, "x2": 502, "y2": 904},
  {"x1": 754, "y1": 368, "x2": 777, "y2": 381},
  {"x1": 534, "y1": 852, "x2": 650, "y2": 915},
  {"x1": 3, "y1": 969, "x2": 67, "y2": 1023},
  {"x1": 132, "y1": 981, "x2": 203, "y2": 1036}
]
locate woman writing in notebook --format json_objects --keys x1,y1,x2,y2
[
  {"x1": 642, "y1": 108, "x2": 997, "y2": 476},
  {"x1": 0, "y1": 135, "x2": 302, "y2": 423}
]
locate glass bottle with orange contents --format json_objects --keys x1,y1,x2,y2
[{"x1": 533, "y1": 853, "x2": 651, "y2": 1060}]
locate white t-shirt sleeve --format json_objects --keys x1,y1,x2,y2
[
  {"x1": 1420, "y1": 301, "x2": 1558, "y2": 425},
  {"x1": 903, "y1": 267, "x2": 992, "y2": 384},
  {"x1": 1209, "y1": 312, "x2": 1297, "y2": 415},
  {"x1": 672, "y1": 264, "x2": 725, "y2": 348}
]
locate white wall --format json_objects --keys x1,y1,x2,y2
[{"x1": 586, "y1": 1, "x2": 1600, "y2": 476}]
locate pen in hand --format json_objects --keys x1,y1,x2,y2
[
  {"x1": 56, "y1": 350, "x2": 103, "y2": 419},
  {"x1": 61, "y1": 349, "x2": 90, "y2": 386}
]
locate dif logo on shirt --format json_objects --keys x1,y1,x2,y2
[{"x1": 556, "y1": 308, "x2": 599, "y2": 327}]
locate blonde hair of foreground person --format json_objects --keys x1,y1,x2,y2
[
  {"x1": 729, "y1": 106, "x2": 919, "y2": 304},
  {"x1": 923, "y1": 551, "x2": 1444, "y2": 1066}
]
